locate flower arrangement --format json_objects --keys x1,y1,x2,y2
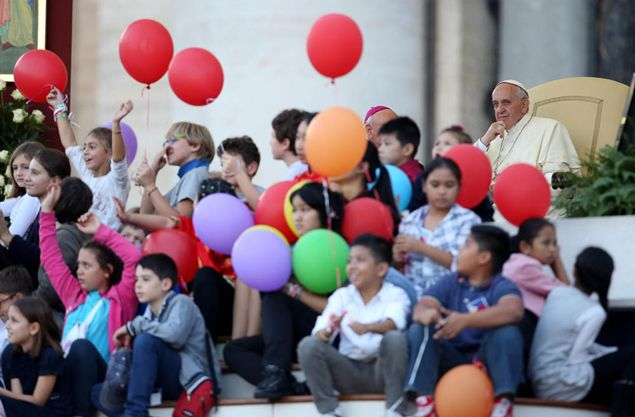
[{"x1": 0, "y1": 80, "x2": 48, "y2": 199}]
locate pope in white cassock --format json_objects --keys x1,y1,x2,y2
[{"x1": 475, "y1": 80, "x2": 581, "y2": 186}]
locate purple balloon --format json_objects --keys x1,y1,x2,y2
[
  {"x1": 102, "y1": 121, "x2": 138, "y2": 165},
  {"x1": 193, "y1": 193, "x2": 254, "y2": 255},
  {"x1": 232, "y1": 228, "x2": 291, "y2": 291}
]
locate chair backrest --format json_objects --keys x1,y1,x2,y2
[{"x1": 527, "y1": 77, "x2": 629, "y2": 161}]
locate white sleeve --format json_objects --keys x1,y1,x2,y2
[
  {"x1": 0, "y1": 198, "x2": 17, "y2": 216},
  {"x1": 382, "y1": 286, "x2": 410, "y2": 330},
  {"x1": 65, "y1": 146, "x2": 92, "y2": 179},
  {"x1": 110, "y1": 158, "x2": 131, "y2": 203},
  {"x1": 8, "y1": 195, "x2": 40, "y2": 237},
  {"x1": 568, "y1": 304, "x2": 606, "y2": 365},
  {"x1": 474, "y1": 139, "x2": 488, "y2": 152},
  {"x1": 312, "y1": 289, "x2": 346, "y2": 335}
]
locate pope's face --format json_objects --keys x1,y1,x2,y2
[{"x1": 491, "y1": 84, "x2": 529, "y2": 130}]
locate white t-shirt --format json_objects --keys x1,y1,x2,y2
[
  {"x1": 0, "y1": 194, "x2": 40, "y2": 237},
  {"x1": 0, "y1": 320, "x2": 8, "y2": 383},
  {"x1": 283, "y1": 160, "x2": 308, "y2": 181},
  {"x1": 66, "y1": 146, "x2": 131, "y2": 230}
]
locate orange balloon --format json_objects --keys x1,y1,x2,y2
[
  {"x1": 305, "y1": 106, "x2": 366, "y2": 177},
  {"x1": 435, "y1": 365, "x2": 494, "y2": 417}
]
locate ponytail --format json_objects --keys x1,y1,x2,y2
[{"x1": 575, "y1": 247, "x2": 614, "y2": 311}]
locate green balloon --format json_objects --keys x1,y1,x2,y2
[{"x1": 292, "y1": 229, "x2": 349, "y2": 294}]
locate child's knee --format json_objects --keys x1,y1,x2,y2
[
  {"x1": 297, "y1": 335, "x2": 323, "y2": 361},
  {"x1": 381, "y1": 330, "x2": 407, "y2": 354}
]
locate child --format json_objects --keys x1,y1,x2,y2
[
  {"x1": 529, "y1": 247, "x2": 635, "y2": 416},
  {"x1": 394, "y1": 158, "x2": 481, "y2": 298},
  {"x1": 503, "y1": 218, "x2": 569, "y2": 363},
  {"x1": 404, "y1": 225, "x2": 524, "y2": 417},
  {"x1": 378, "y1": 116, "x2": 424, "y2": 182},
  {"x1": 224, "y1": 182, "x2": 345, "y2": 399},
  {"x1": 409, "y1": 126, "x2": 494, "y2": 222},
  {"x1": 39, "y1": 184, "x2": 139, "y2": 417},
  {"x1": 0, "y1": 149, "x2": 71, "y2": 287},
  {"x1": 270, "y1": 109, "x2": 308, "y2": 180},
  {"x1": 294, "y1": 112, "x2": 316, "y2": 166},
  {"x1": 136, "y1": 122, "x2": 215, "y2": 219},
  {"x1": 0, "y1": 266, "x2": 33, "y2": 385},
  {"x1": 47, "y1": 88, "x2": 132, "y2": 230},
  {"x1": 93, "y1": 253, "x2": 216, "y2": 416},
  {"x1": 298, "y1": 234, "x2": 410, "y2": 417},
  {"x1": 217, "y1": 135, "x2": 265, "y2": 210},
  {"x1": 0, "y1": 296, "x2": 72, "y2": 417},
  {"x1": 0, "y1": 141, "x2": 44, "y2": 238}
]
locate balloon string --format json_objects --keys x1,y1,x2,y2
[
  {"x1": 140, "y1": 85, "x2": 151, "y2": 160},
  {"x1": 332, "y1": 79, "x2": 339, "y2": 105},
  {"x1": 321, "y1": 178, "x2": 342, "y2": 290}
]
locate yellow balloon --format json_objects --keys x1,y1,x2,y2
[
  {"x1": 283, "y1": 181, "x2": 309, "y2": 237},
  {"x1": 249, "y1": 225, "x2": 290, "y2": 246}
]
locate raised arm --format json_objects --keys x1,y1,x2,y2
[
  {"x1": 111, "y1": 100, "x2": 133, "y2": 163},
  {"x1": 46, "y1": 87, "x2": 77, "y2": 149}
]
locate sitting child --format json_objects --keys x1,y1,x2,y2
[
  {"x1": 298, "y1": 234, "x2": 410, "y2": 417},
  {"x1": 47, "y1": 87, "x2": 132, "y2": 230},
  {"x1": 529, "y1": 247, "x2": 635, "y2": 416},
  {"x1": 136, "y1": 122, "x2": 215, "y2": 219},
  {"x1": 0, "y1": 296, "x2": 72, "y2": 417},
  {"x1": 378, "y1": 116, "x2": 424, "y2": 182},
  {"x1": 270, "y1": 108, "x2": 308, "y2": 180},
  {"x1": 404, "y1": 225, "x2": 524, "y2": 417},
  {"x1": 93, "y1": 254, "x2": 217, "y2": 416},
  {"x1": 503, "y1": 218, "x2": 569, "y2": 364}
]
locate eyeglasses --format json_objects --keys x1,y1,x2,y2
[{"x1": 162, "y1": 133, "x2": 187, "y2": 148}]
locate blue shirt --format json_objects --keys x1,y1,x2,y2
[
  {"x1": 63, "y1": 291, "x2": 110, "y2": 361},
  {"x1": 423, "y1": 272, "x2": 522, "y2": 351}
]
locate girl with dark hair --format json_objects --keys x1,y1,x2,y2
[
  {"x1": 38, "y1": 183, "x2": 139, "y2": 417},
  {"x1": 0, "y1": 141, "x2": 45, "y2": 238},
  {"x1": 47, "y1": 88, "x2": 133, "y2": 230},
  {"x1": 394, "y1": 157, "x2": 481, "y2": 298},
  {"x1": 0, "y1": 296, "x2": 72, "y2": 417},
  {"x1": 530, "y1": 247, "x2": 635, "y2": 416},
  {"x1": 503, "y1": 218, "x2": 570, "y2": 365},
  {"x1": 0, "y1": 148, "x2": 71, "y2": 288},
  {"x1": 329, "y1": 142, "x2": 400, "y2": 230},
  {"x1": 223, "y1": 182, "x2": 346, "y2": 400}
]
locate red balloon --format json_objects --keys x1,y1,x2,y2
[
  {"x1": 341, "y1": 198, "x2": 394, "y2": 244},
  {"x1": 142, "y1": 229, "x2": 198, "y2": 283},
  {"x1": 307, "y1": 13, "x2": 363, "y2": 79},
  {"x1": 13, "y1": 50, "x2": 67, "y2": 103},
  {"x1": 446, "y1": 145, "x2": 492, "y2": 209},
  {"x1": 493, "y1": 163, "x2": 551, "y2": 226},
  {"x1": 168, "y1": 48, "x2": 224, "y2": 106},
  {"x1": 119, "y1": 19, "x2": 173, "y2": 85},
  {"x1": 254, "y1": 181, "x2": 299, "y2": 244}
]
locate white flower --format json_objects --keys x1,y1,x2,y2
[
  {"x1": 4, "y1": 165, "x2": 9, "y2": 177},
  {"x1": 3, "y1": 184, "x2": 12, "y2": 198},
  {"x1": 0, "y1": 151, "x2": 8, "y2": 164},
  {"x1": 0, "y1": 176, "x2": 5, "y2": 187},
  {"x1": 10, "y1": 89, "x2": 25, "y2": 101},
  {"x1": 0, "y1": 80, "x2": 5, "y2": 92},
  {"x1": 31, "y1": 109, "x2": 45, "y2": 124},
  {"x1": 12, "y1": 108, "x2": 27, "y2": 123}
]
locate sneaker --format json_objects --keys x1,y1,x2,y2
[
  {"x1": 410, "y1": 395, "x2": 435, "y2": 417},
  {"x1": 490, "y1": 397, "x2": 513, "y2": 417},
  {"x1": 253, "y1": 364, "x2": 297, "y2": 400},
  {"x1": 321, "y1": 406, "x2": 343, "y2": 417}
]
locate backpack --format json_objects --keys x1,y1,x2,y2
[{"x1": 172, "y1": 332, "x2": 221, "y2": 417}]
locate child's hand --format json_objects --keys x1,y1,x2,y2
[
  {"x1": 349, "y1": 321, "x2": 369, "y2": 335},
  {"x1": 150, "y1": 149, "x2": 167, "y2": 173},
  {"x1": 77, "y1": 212, "x2": 101, "y2": 235},
  {"x1": 134, "y1": 161, "x2": 157, "y2": 188},
  {"x1": 113, "y1": 197, "x2": 129, "y2": 223},
  {"x1": 221, "y1": 153, "x2": 247, "y2": 184},
  {"x1": 393, "y1": 245, "x2": 406, "y2": 264},
  {"x1": 394, "y1": 235, "x2": 424, "y2": 254},
  {"x1": 412, "y1": 304, "x2": 441, "y2": 326},
  {"x1": 433, "y1": 308, "x2": 467, "y2": 340},
  {"x1": 41, "y1": 183, "x2": 61, "y2": 213},
  {"x1": 113, "y1": 325, "x2": 131, "y2": 348},
  {"x1": 45, "y1": 87, "x2": 64, "y2": 108},
  {"x1": 113, "y1": 100, "x2": 133, "y2": 123}
]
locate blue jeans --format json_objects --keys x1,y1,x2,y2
[
  {"x1": 92, "y1": 333, "x2": 182, "y2": 417},
  {"x1": 404, "y1": 323, "x2": 524, "y2": 397}
]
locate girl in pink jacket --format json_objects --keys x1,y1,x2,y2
[{"x1": 39, "y1": 182, "x2": 139, "y2": 417}]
